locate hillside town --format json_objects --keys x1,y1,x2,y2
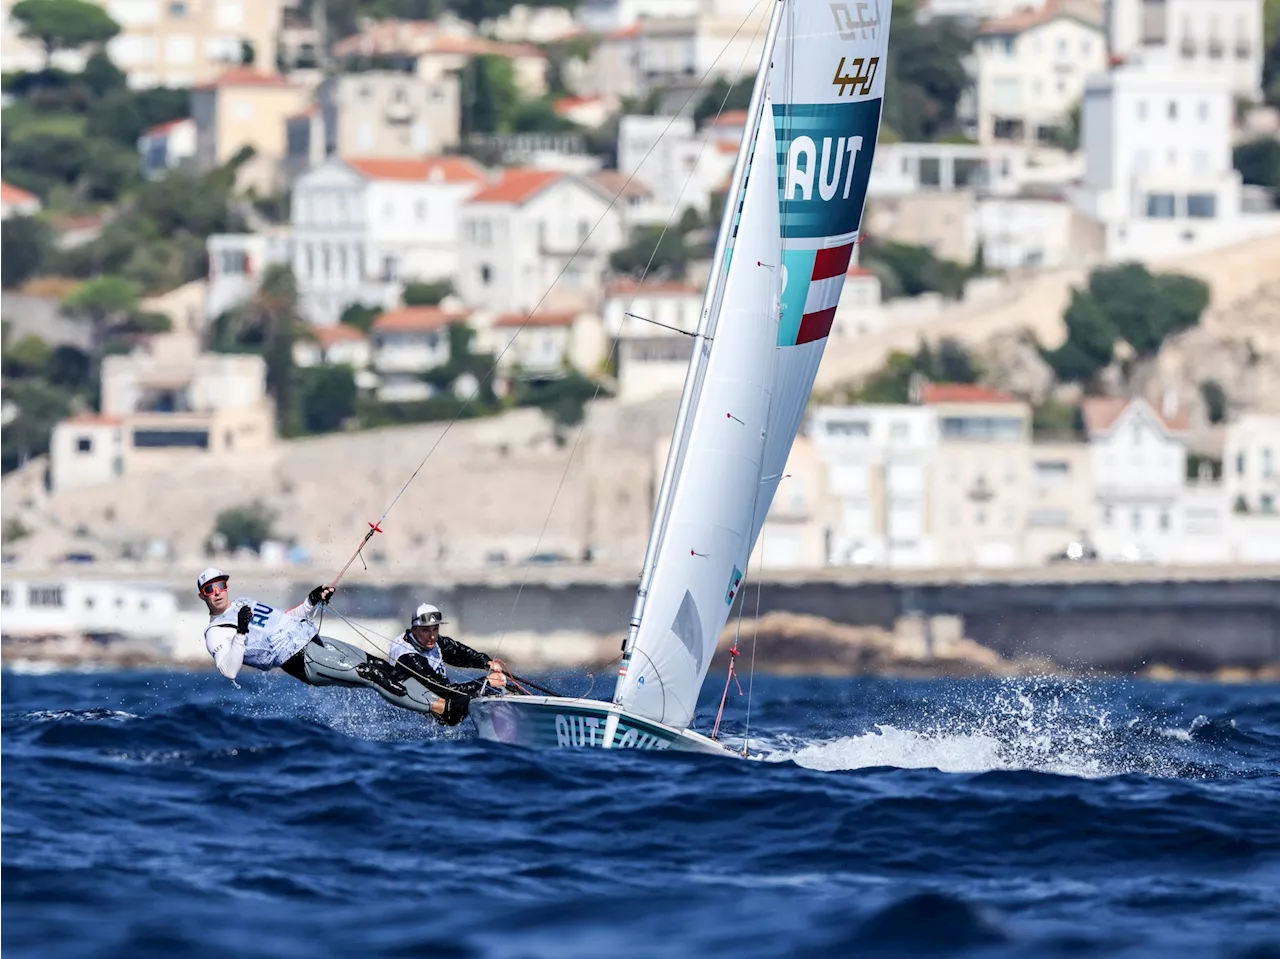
[{"x1": 3, "y1": 0, "x2": 1280, "y2": 590}]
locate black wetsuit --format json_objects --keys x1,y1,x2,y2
[{"x1": 392, "y1": 634, "x2": 496, "y2": 720}]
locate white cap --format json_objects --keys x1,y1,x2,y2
[
  {"x1": 412, "y1": 603, "x2": 446, "y2": 627},
  {"x1": 197, "y1": 567, "x2": 229, "y2": 590}
]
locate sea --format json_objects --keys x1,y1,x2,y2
[{"x1": 3, "y1": 669, "x2": 1278, "y2": 959}]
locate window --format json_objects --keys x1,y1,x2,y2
[
  {"x1": 1199, "y1": 100, "x2": 1209, "y2": 122},
  {"x1": 1187, "y1": 194, "x2": 1217, "y2": 219},
  {"x1": 1168, "y1": 100, "x2": 1178, "y2": 120},
  {"x1": 219, "y1": 250, "x2": 247, "y2": 274},
  {"x1": 1160, "y1": 510, "x2": 1170, "y2": 530},
  {"x1": 1237, "y1": 452, "x2": 1246, "y2": 475},
  {"x1": 975, "y1": 508, "x2": 986, "y2": 527},
  {"x1": 168, "y1": 0, "x2": 187, "y2": 15},
  {"x1": 109, "y1": 34, "x2": 158, "y2": 64},
  {"x1": 889, "y1": 421, "x2": 910, "y2": 440},
  {"x1": 1103, "y1": 505, "x2": 1113, "y2": 527},
  {"x1": 29, "y1": 586, "x2": 63, "y2": 607},
  {"x1": 1, "y1": 587, "x2": 10, "y2": 607},
  {"x1": 1264, "y1": 448, "x2": 1274, "y2": 478},
  {"x1": 1263, "y1": 495, "x2": 1276, "y2": 515},
  {"x1": 110, "y1": 0, "x2": 160, "y2": 25},
  {"x1": 480, "y1": 264, "x2": 492, "y2": 285},
  {"x1": 1146, "y1": 193, "x2": 1177, "y2": 218},
  {"x1": 132, "y1": 430, "x2": 209, "y2": 448},
  {"x1": 1131, "y1": 508, "x2": 1142, "y2": 531},
  {"x1": 1137, "y1": 100, "x2": 1148, "y2": 120},
  {"x1": 578, "y1": 220, "x2": 590, "y2": 243},
  {"x1": 1034, "y1": 461, "x2": 1070, "y2": 485},
  {"x1": 415, "y1": 200, "x2": 426, "y2": 221},
  {"x1": 1029, "y1": 508, "x2": 1069, "y2": 527},
  {"x1": 216, "y1": 0, "x2": 243, "y2": 27},
  {"x1": 939, "y1": 416, "x2": 1023, "y2": 441},
  {"x1": 825, "y1": 420, "x2": 869, "y2": 437},
  {"x1": 77, "y1": 437, "x2": 93, "y2": 453}
]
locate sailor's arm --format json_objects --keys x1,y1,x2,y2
[
  {"x1": 205, "y1": 624, "x2": 245, "y2": 680},
  {"x1": 288, "y1": 585, "x2": 335, "y2": 624},
  {"x1": 439, "y1": 635, "x2": 492, "y2": 670}
]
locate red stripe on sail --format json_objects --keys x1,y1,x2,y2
[
  {"x1": 810, "y1": 243, "x2": 855, "y2": 281},
  {"x1": 796, "y1": 307, "x2": 837, "y2": 344}
]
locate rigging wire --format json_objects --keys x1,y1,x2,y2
[
  {"x1": 330, "y1": 0, "x2": 777, "y2": 582},
  {"x1": 482, "y1": 0, "x2": 772, "y2": 668}
]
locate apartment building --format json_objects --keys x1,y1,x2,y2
[
  {"x1": 484, "y1": 311, "x2": 609, "y2": 378},
  {"x1": 1107, "y1": 0, "x2": 1264, "y2": 101},
  {"x1": 190, "y1": 68, "x2": 310, "y2": 190},
  {"x1": 49, "y1": 333, "x2": 274, "y2": 491},
  {"x1": 1223, "y1": 413, "x2": 1280, "y2": 515},
  {"x1": 971, "y1": 4, "x2": 1106, "y2": 147}
]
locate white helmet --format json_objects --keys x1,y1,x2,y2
[{"x1": 411, "y1": 603, "x2": 446, "y2": 627}]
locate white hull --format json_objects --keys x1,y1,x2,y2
[{"x1": 470, "y1": 696, "x2": 738, "y2": 757}]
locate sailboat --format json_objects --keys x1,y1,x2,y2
[{"x1": 471, "y1": 0, "x2": 892, "y2": 755}]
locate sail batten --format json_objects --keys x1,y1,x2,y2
[{"x1": 618, "y1": 0, "x2": 892, "y2": 731}]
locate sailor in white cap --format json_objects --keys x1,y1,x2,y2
[
  {"x1": 196, "y1": 567, "x2": 420, "y2": 709},
  {"x1": 386, "y1": 602, "x2": 507, "y2": 724}
]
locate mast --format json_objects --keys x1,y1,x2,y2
[{"x1": 614, "y1": 0, "x2": 789, "y2": 703}]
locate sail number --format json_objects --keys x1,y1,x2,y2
[
  {"x1": 785, "y1": 135, "x2": 866, "y2": 202},
  {"x1": 832, "y1": 56, "x2": 879, "y2": 98},
  {"x1": 555, "y1": 714, "x2": 672, "y2": 750}
]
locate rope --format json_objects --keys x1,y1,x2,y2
[
  {"x1": 330, "y1": 0, "x2": 777, "y2": 584},
  {"x1": 483, "y1": 0, "x2": 771, "y2": 669}
]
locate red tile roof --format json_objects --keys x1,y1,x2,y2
[
  {"x1": 709, "y1": 109, "x2": 748, "y2": 127},
  {"x1": 848, "y1": 265, "x2": 876, "y2": 277},
  {"x1": 468, "y1": 168, "x2": 563, "y2": 205},
  {"x1": 312, "y1": 324, "x2": 368, "y2": 346},
  {"x1": 492, "y1": 311, "x2": 577, "y2": 329},
  {"x1": 373, "y1": 307, "x2": 467, "y2": 332},
  {"x1": 142, "y1": 117, "x2": 191, "y2": 136},
  {"x1": 921, "y1": 383, "x2": 1020, "y2": 405},
  {"x1": 194, "y1": 68, "x2": 293, "y2": 90},
  {"x1": 1, "y1": 181, "x2": 39, "y2": 205},
  {"x1": 590, "y1": 169, "x2": 654, "y2": 199},
  {"x1": 555, "y1": 95, "x2": 604, "y2": 109},
  {"x1": 346, "y1": 156, "x2": 487, "y2": 183},
  {"x1": 979, "y1": 0, "x2": 1098, "y2": 36},
  {"x1": 1082, "y1": 396, "x2": 1189, "y2": 435},
  {"x1": 605, "y1": 23, "x2": 643, "y2": 40}
]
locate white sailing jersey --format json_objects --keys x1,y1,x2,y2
[
  {"x1": 386, "y1": 632, "x2": 445, "y2": 677},
  {"x1": 204, "y1": 596, "x2": 323, "y2": 679}
]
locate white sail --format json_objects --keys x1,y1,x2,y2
[
  {"x1": 615, "y1": 106, "x2": 783, "y2": 729},
  {"x1": 616, "y1": 0, "x2": 892, "y2": 732}
]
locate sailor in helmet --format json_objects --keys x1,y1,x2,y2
[
  {"x1": 387, "y1": 603, "x2": 508, "y2": 725},
  {"x1": 197, "y1": 567, "x2": 414, "y2": 706}
]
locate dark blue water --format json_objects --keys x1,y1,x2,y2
[{"x1": 4, "y1": 670, "x2": 1279, "y2": 958}]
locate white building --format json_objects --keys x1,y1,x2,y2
[
  {"x1": 1083, "y1": 395, "x2": 1188, "y2": 562},
  {"x1": 205, "y1": 230, "x2": 293, "y2": 321},
  {"x1": 1074, "y1": 61, "x2": 1255, "y2": 261},
  {"x1": 971, "y1": 4, "x2": 1107, "y2": 146},
  {"x1": 868, "y1": 142, "x2": 1034, "y2": 199},
  {"x1": 616, "y1": 114, "x2": 737, "y2": 225},
  {"x1": 137, "y1": 117, "x2": 197, "y2": 180},
  {"x1": 0, "y1": 578, "x2": 181, "y2": 642},
  {"x1": 1106, "y1": 0, "x2": 1264, "y2": 102},
  {"x1": 370, "y1": 306, "x2": 468, "y2": 401},
  {"x1": 323, "y1": 71, "x2": 462, "y2": 160},
  {"x1": 1223, "y1": 413, "x2": 1280, "y2": 516},
  {"x1": 578, "y1": 0, "x2": 700, "y2": 33},
  {"x1": 918, "y1": 0, "x2": 1051, "y2": 21},
  {"x1": 927, "y1": 384, "x2": 1033, "y2": 568},
  {"x1": 0, "y1": 180, "x2": 41, "y2": 219},
  {"x1": 456, "y1": 169, "x2": 623, "y2": 314},
  {"x1": 604, "y1": 279, "x2": 703, "y2": 401},
  {"x1": 291, "y1": 155, "x2": 488, "y2": 325},
  {"x1": 583, "y1": 10, "x2": 768, "y2": 100},
  {"x1": 50, "y1": 333, "x2": 275, "y2": 492},
  {"x1": 810, "y1": 404, "x2": 940, "y2": 568},
  {"x1": 974, "y1": 192, "x2": 1104, "y2": 269},
  {"x1": 293, "y1": 324, "x2": 377, "y2": 390},
  {"x1": 485, "y1": 311, "x2": 609, "y2": 377}
]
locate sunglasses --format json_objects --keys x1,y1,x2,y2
[{"x1": 201, "y1": 581, "x2": 228, "y2": 596}]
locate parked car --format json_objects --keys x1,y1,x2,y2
[{"x1": 1048, "y1": 540, "x2": 1099, "y2": 563}]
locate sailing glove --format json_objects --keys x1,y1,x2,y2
[
  {"x1": 308, "y1": 585, "x2": 335, "y2": 606},
  {"x1": 236, "y1": 605, "x2": 253, "y2": 634}
]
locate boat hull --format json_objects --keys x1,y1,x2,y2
[{"x1": 470, "y1": 696, "x2": 736, "y2": 757}]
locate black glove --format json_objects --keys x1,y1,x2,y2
[
  {"x1": 439, "y1": 695, "x2": 470, "y2": 727},
  {"x1": 236, "y1": 605, "x2": 253, "y2": 634},
  {"x1": 308, "y1": 585, "x2": 335, "y2": 606}
]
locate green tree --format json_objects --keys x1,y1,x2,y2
[
  {"x1": 214, "y1": 502, "x2": 276, "y2": 553},
  {"x1": 1044, "y1": 289, "x2": 1115, "y2": 382},
  {"x1": 514, "y1": 370, "x2": 602, "y2": 442},
  {"x1": 882, "y1": 4, "x2": 974, "y2": 141},
  {"x1": 1, "y1": 332, "x2": 53, "y2": 379},
  {"x1": 461, "y1": 54, "x2": 520, "y2": 136},
  {"x1": 1032, "y1": 398, "x2": 1082, "y2": 439},
  {"x1": 1, "y1": 380, "x2": 70, "y2": 473},
  {"x1": 402, "y1": 279, "x2": 454, "y2": 306},
  {"x1": 300, "y1": 364, "x2": 358, "y2": 433},
  {"x1": 61, "y1": 274, "x2": 140, "y2": 377},
  {"x1": 235, "y1": 265, "x2": 305, "y2": 436},
  {"x1": 1200, "y1": 379, "x2": 1228, "y2": 424},
  {"x1": 1234, "y1": 137, "x2": 1280, "y2": 196},
  {"x1": 339, "y1": 303, "x2": 381, "y2": 332},
  {"x1": 693, "y1": 77, "x2": 753, "y2": 127},
  {"x1": 1, "y1": 216, "x2": 51, "y2": 288},
  {"x1": 934, "y1": 337, "x2": 979, "y2": 383},
  {"x1": 609, "y1": 225, "x2": 690, "y2": 278},
  {"x1": 861, "y1": 238, "x2": 970, "y2": 299},
  {"x1": 11, "y1": 0, "x2": 121, "y2": 69}
]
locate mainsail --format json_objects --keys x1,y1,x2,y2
[{"x1": 615, "y1": 0, "x2": 892, "y2": 730}]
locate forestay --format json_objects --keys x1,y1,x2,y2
[{"x1": 616, "y1": 0, "x2": 892, "y2": 730}]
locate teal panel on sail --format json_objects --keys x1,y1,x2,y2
[{"x1": 773, "y1": 100, "x2": 883, "y2": 241}]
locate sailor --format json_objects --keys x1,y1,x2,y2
[
  {"x1": 387, "y1": 603, "x2": 508, "y2": 724},
  {"x1": 197, "y1": 567, "x2": 441, "y2": 714}
]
